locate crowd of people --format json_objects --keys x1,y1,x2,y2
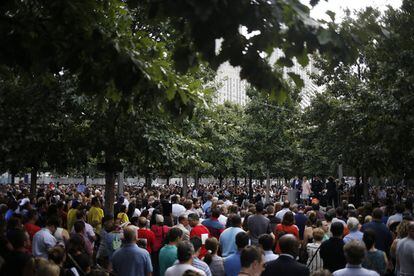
[{"x1": 0, "y1": 178, "x2": 413, "y2": 276}]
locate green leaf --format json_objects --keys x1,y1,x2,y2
[
  {"x1": 326, "y1": 10, "x2": 336, "y2": 22},
  {"x1": 287, "y1": 72, "x2": 304, "y2": 88}
]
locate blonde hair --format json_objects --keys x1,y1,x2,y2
[{"x1": 312, "y1": 228, "x2": 325, "y2": 242}]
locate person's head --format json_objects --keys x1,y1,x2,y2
[
  {"x1": 282, "y1": 211, "x2": 295, "y2": 226},
  {"x1": 312, "y1": 228, "x2": 325, "y2": 242},
  {"x1": 184, "y1": 199, "x2": 193, "y2": 210},
  {"x1": 228, "y1": 214, "x2": 242, "y2": 228},
  {"x1": 408, "y1": 221, "x2": 414, "y2": 239},
  {"x1": 123, "y1": 225, "x2": 137, "y2": 244},
  {"x1": 282, "y1": 200, "x2": 290, "y2": 209},
  {"x1": 211, "y1": 208, "x2": 221, "y2": 219},
  {"x1": 7, "y1": 228, "x2": 29, "y2": 250},
  {"x1": 178, "y1": 215, "x2": 189, "y2": 227},
  {"x1": 155, "y1": 214, "x2": 164, "y2": 225},
  {"x1": 362, "y1": 229, "x2": 376, "y2": 250},
  {"x1": 258, "y1": 234, "x2": 274, "y2": 251},
  {"x1": 347, "y1": 217, "x2": 359, "y2": 232},
  {"x1": 91, "y1": 197, "x2": 101, "y2": 207},
  {"x1": 321, "y1": 220, "x2": 329, "y2": 233},
  {"x1": 240, "y1": 246, "x2": 264, "y2": 275},
  {"x1": 255, "y1": 202, "x2": 264, "y2": 213},
  {"x1": 266, "y1": 205, "x2": 275, "y2": 215},
  {"x1": 32, "y1": 258, "x2": 60, "y2": 276},
  {"x1": 76, "y1": 209, "x2": 87, "y2": 220},
  {"x1": 311, "y1": 269, "x2": 332, "y2": 276},
  {"x1": 74, "y1": 220, "x2": 85, "y2": 234},
  {"x1": 119, "y1": 205, "x2": 127, "y2": 213},
  {"x1": 396, "y1": 203, "x2": 405, "y2": 214},
  {"x1": 171, "y1": 195, "x2": 179, "y2": 204},
  {"x1": 27, "y1": 209, "x2": 38, "y2": 222},
  {"x1": 278, "y1": 234, "x2": 299, "y2": 257},
  {"x1": 177, "y1": 241, "x2": 195, "y2": 263},
  {"x1": 372, "y1": 208, "x2": 383, "y2": 221},
  {"x1": 344, "y1": 240, "x2": 366, "y2": 265},
  {"x1": 46, "y1": 216, "x2": 60, "y2": 234},
  {"x1": 167, "y1": 227, "x2": 183, "y2": 244},
  {"x1": 330, "y1": 222, "x2": 344, "y2": 238},
  {"x1": 67, "y1": 233, "x2": 86, "y2": 254},
  {"x1": 204, "y1": 238, "x2": 219, "y2": 265},
  {"x1": 138, "y1": 216, "x2": 147, "y2": 228},
  {"x1": 236, "y1": 231, "x2": 250, "y2": 250},
  {"x1": 48, "y1": 246, "x2": 66, "y2": 265},
  {"x1": 188, "y1": 213, "x2": 200, "y2": 227}
]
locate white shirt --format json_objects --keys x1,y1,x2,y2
[
  {"x1": 218, "y1": 215, "x2": 227, "y2": 226},
  {"x1": 172, "y1": 203, "x2": 186, "y2": 218},
  {"x1": 165, "y1": 263, "x2": 206, "y2": 276},
  {"x1": 276, "y1": 208, "x2": 295, "y2": 220},
  {"x1": 32, "y1": 228, "x2": 57, "y2": 258},
  {"x1": 264, "y1": 250, "x2": 279, "y2": 263}
]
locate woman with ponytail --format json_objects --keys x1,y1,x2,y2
[{"x1": 203, "y1": 237, "x2": 224, "y2": 276}]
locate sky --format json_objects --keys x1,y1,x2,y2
[{"x1": 302, "y1": 0, "x2": 403, "y2": 21}]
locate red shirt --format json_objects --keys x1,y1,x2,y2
[
  {"x1": 150, "y1": 225, "x2": 170, "y2": 253},
  {"x1": 137, "y1": 228, "x2": 156, "y2": 254},
  {"x1": 24, "y1": 223, "x2": 41, "y2": 241},
  {"x1": 190, "y1": 224, "x2": 210, "y2": 258},
  {"x1": 274, "y1": 224, "x2": 299, "y2": 253}
]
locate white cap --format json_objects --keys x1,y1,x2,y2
[{"x1": 19, "y1": 198, "x2": 30, "y2": 206}]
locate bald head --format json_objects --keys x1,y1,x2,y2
[
  {"x1": 279, "y1": 234, "x2": 299, "y2": 256},
  {"x1": 124, "y1": 226, "x2": 137, "y2": 243}
]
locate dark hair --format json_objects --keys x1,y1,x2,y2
[
  {"x1": 177, "y1": 241, "x2": 195, "y2": 262},
  {"x1": 228, "y1": 214, "x2": 242, "y2": 227},
  {"x1": 126, "y1": 202, "x2": 136, "y2": 219},
  {"x1": 282, "y1": 201, "x2": 290, "y2": 209},
  {"x1": 236, "y1": 231, "x2": 250, "y2": 249},
  {"x1": 372, "y1": 208, "x2": 383, "y2": 220},
  {"x1": 74, "y1": 220, "x2": 85, "y2": 233},
  {"x1": 171, "y1": 195, "x2": 178, "y2": 203},
  {"x1": 67, "y1": 233, "x2": 86, "y2": 255},
  {"x1": 73, "y1": 253, "x2": 92, "y2": 272},
  {"x1": 258, "y1": 234, "x2": 274, "y2": 251},
  {"x1": 119, "y1": 205, "x2": 127, "y2": 213},
  {"x1": 167, "y1": 227, "x2": 183, "y2": 243},
  {"x1": 396, "y1": 204, "x2": 405, "y2": 214},
  {"x1": 211, "y1": 208, "x2": 221, "y2": 218},
  {"x1": 240, "y1": 246, "x2": 263, "y2": 268},
  {"x1": 48, "y1": 246, "x2": 66, "y2": 265},
  {"x1": 256, "y1": 202, "x2": 264, "y2": 213},
  {"x1": 204, "y1": 237, "x2": 219, "y2": 265},
  {"x1": 46, "y1": 216, "x2": 60, "y2": 228},
  {"x1": 330, "y1": 222, "x2": 344, "y2": 237},
  {"x1": 188, "y1": 213, "x2": 199, "y2": 221},
  {"x1": 7, "y1": 228, "x2": 27, "y2": 249},
  {"x1": 282, "y1": 211, "x2": 295, "y2": 226},
  {"x1": 362, "y1": 229, "x2": 376, "y2": 250},
  {"x1": 76, "y1": 209, "x2": 86, "y2": 220},
  {"x1": 190, "y1": 236, "x2": 202, "y2": 252}
]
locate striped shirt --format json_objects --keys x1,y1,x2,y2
[
  {"x1": 193, "y1": 257, "x2": 212, "y2": 276},
  {"x1": 307, "y1": 242, "x2": 323, "y2": 273}
]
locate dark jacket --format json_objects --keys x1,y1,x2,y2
[
  {"x1": 262, "y1": 255, "x2": 310, "y2": 276},
  {"x1": 319, "y1": 237, "x2": 346, "y2": 272}
]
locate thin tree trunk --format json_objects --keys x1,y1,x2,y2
[
  {"x1": 265, "y1": 169, "x2": 270, "y2": 203},
  {"x1": 166, "y1": 176, "x2": 170, "y2": 187},
  {"x1": 219, "y1": 176, "x2": 223, "y2": 188},
  {"x1": 194, "y1": 171, "x2": 199, "y2": 189},
  {"x1": 104, "y1": 170, "x2": 116, "y2": 216},
  {"x1": 249, "y1": 173, "x2": 253, "y2": 200},
  {"x1": 83, "y1": 174, "x2": 87, "y2": 186},
  {"x1": 30, "y1": 167, "x2": 38, "y2": 198},
  {"x1": 234, "y1": 172, "x2": 238, "y2": 186},
  {"x1": 145, "y1": 174, "x2": 151, "y2": 188},
  {"x1": 10, "y1": 172, "x2": 16, "y2": 185},
  {"x1": 182, "y1": 173, "x2": 188, "y2": 197}
]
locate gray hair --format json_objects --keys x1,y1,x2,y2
[{"x1": 347, "y1": 217, "x2": 359, "y2": 231}]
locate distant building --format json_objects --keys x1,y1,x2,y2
[{"x1": 214, "y1": 49, "x2": 321, "y2": 108}]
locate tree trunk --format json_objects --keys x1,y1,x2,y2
[
  {"x1": 248, "y1": 172, "x2": 253, "y2": 200},
  {"x1": 219, "y1": 176, "x2": 223, "y2": 188},
  {"x1": 265, "y1": 169, "x2": 271, "y2": 203},
  {"x1": 117, "y1": 170, "x2": 124, "y2": 197},
  {"x1": 166, "y1": 176, "x2": 170, "y2": 187},
  {"x1": 182, "y1": 173, "x2": 188, "y2": 197},
  {"x1": 194, "y1": 171, "x2": 199, "y2": 189},
  {"x1": 362, "y1": 172, "x2": 369, "y2": 202},
  {"x1": 30, "y1": 167, "x2": 38, "y2": 198},
  {"x1": 145, "y1": 174, "x2": 151, "y2": 188},
  {"x1": 10, "y1": 172, "x2": 16, "y2": 185},
  {"x1": 104, "y1": 170, "x2": 116, "y2": 216},
  {"x1": 234, "y1": 172, "x2": 238, "y2": 186},
  {"x1": 83, "y1": 174, "x2": 87, "y2": 186}
]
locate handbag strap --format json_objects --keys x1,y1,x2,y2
[
  {"x1": 67, "y1": 253, "x2": 86, "y2": 276},
  {"x1": 306, "y1": 245, "x2": 321, "y2": 268}
]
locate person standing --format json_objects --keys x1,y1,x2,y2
[
  {"x1": 362, "y1": 229, "x2": 387, "y2": 275},
  {"x1": 333, "y1": 240, "x2": 379, "y2": 276},
  {"x1": 111, "y1": 226, "x2": 153, "y2": 276},
  {"x1": 238, "y1": 246, "x2": 265, "y2": 276},
  {"x1": 189, "y1": 213, "x2": 210, "y2": 258},
  {"x1": 301, "y1": 177, "x2": 311, "y2": 204},
  {"x1": 319, "y1": 222, "x2": 346, "y2": 273},
  {"x1": 174, "y1": 215, "x2": 190, "y2": 241},
  {"x1": 361, "y1": 208, "x2": 393, "y2": 255},
  {"x1": 87, "y1": 197, "x2": 104, "y2": 235},
  {"x1": 137, "y1": 217, "x2": 156, "y2": 254},
  {"x1": 159, "y1": 228, "x2": 183, "y2": 276},
  {"x1": 224, "y1": 232, "x2": 250, "y2": 276},
  {"x1": 326, "y1": 177, "x2": 338, "y2": 207},
  {"x1": 343, "y1": 217, "x2": 363, "y2": 244},
  {"x1": 165, "y1": 241, "x2": 206, "y2": 276},
  {"x1": 312, "y1": 176, "x2": 324, "y2": 200},
  {"x1": 32, "y1": 217, "x2": 58, "y2": 259},
  {"x1": 220, "y1": 214, "x2": 245, "y2": 257},
  {"x1": 262, "y1": 234, "x2": 310, "y2": 276},
  {"x1": 396, "y1": 221, "x2": 414, "y2": 276},
  {"x1": 247, "y1": 202, "x2": 272, "y2": 245},
  {"x1": 202, "y1": 208, "x2": 225, "y2": 239}
]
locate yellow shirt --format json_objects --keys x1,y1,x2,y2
[
  {"x1": 87, "y1": 206, "x2": 104, "y2": 234},
  {"x1": 117, "y1": 212, "x2": 129, "y2": 224},
  {"x1": 67, "y1": 208, "x2": 78, "y2": 231}
]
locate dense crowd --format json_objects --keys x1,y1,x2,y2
[{"x1": 0, "y1": 178, "x2": 413, "y2": 276}]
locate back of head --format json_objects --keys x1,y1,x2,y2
[
  {"x1": 255, "y1": 202, "x2": 264, "y2": 213},
  {"x1": 258, "y1": 234, "x2": 274, "y2": 251},
  {"x1": 347, "y1": 217, "x2": 359, "y2": 232},
  {"x1": 362, "y1": 229, "x2": 376, "y2": 250},
  {"x1": 344, "y1": 240, "x2": 366, "y2": 265},
  {"x1": 138, "y1": 216, "x2": 147, "y2": 228},
  {"x1": 312, "y1": 228, "x2": 325, "y2": 242},
  {"x1": 8, "y1": 228, "x2": 27, "y2": 249},
  {"x1": 211, "y1": 208, "x2": 221, "y2": 219},
  {"x1": 48, "y1": 246, "x2": 66, "y2": 265},
  {"x1": 33, "y1": 258, "x2": 60, "y2": 276},
  {"x1": 188, "y1": 213, "x2": 199, "y2": 222},
  {"x1": 266, "y1": 205, "x2": 275, "y2": 215},
  {"x1": 372, "y1": 208, "x2": 383, "y2": 220},
  {"x1": 240, "y1": 246, "x2": 263, "y2": 268},
  {"x1": 282, "y1": 211, "x2": 294, "y2": 226},
  {"x1": 74, "y1": 220, "x2": 85, "y2": 233},
  {"x1": 190, "y1": 236, "x2": 202, "y2": 252},
  {"x1": 229, "y1": 214, "x2": 242, "y2": 227},
  {"x1": 236, "y1": 231, "x2": 250, "y2": 249},
  {"x1": 279, "y1": 234, "x2": 299, "y2": 256},
  {"x1": 123, "y1": 226, "x2": 137, "y2": 243},
  {"x1": 167, "y1": 227, "x2": 183, "y2": 243},
  {"x1": 282, "y1": 200, "x2": 290, "y2": 209},
  {"x1": 177, "y1": 241, "x2": 195, "y2": 263},
  {"x1": 330, "y1": 221, "x2": 344, "y2": 237}
]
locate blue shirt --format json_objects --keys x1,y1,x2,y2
[
  {"x1": 361, "y1": 221, "x2": 392, "y2": 253},
  {"x1": 343, "y1": 230, "x2": 364, "y2": 244},
  {"x1": 219, "y1": 227, "x2": 245, "y2": 257},
  {"x1": 224, "y1": 251, "x2": 241, "y2": 276},
  {"x1": 202, "y1": 201, "x2": 212, "y2": 216},
  {"x1": 193, "y1": 257, "x2": 212, "y2": 276},
  {"x1": 333, "y1": 264, "x2": 379, "y2": 276},
  {"x1": 111, "y1": 243, "x2": 153, "y2": 276}
]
